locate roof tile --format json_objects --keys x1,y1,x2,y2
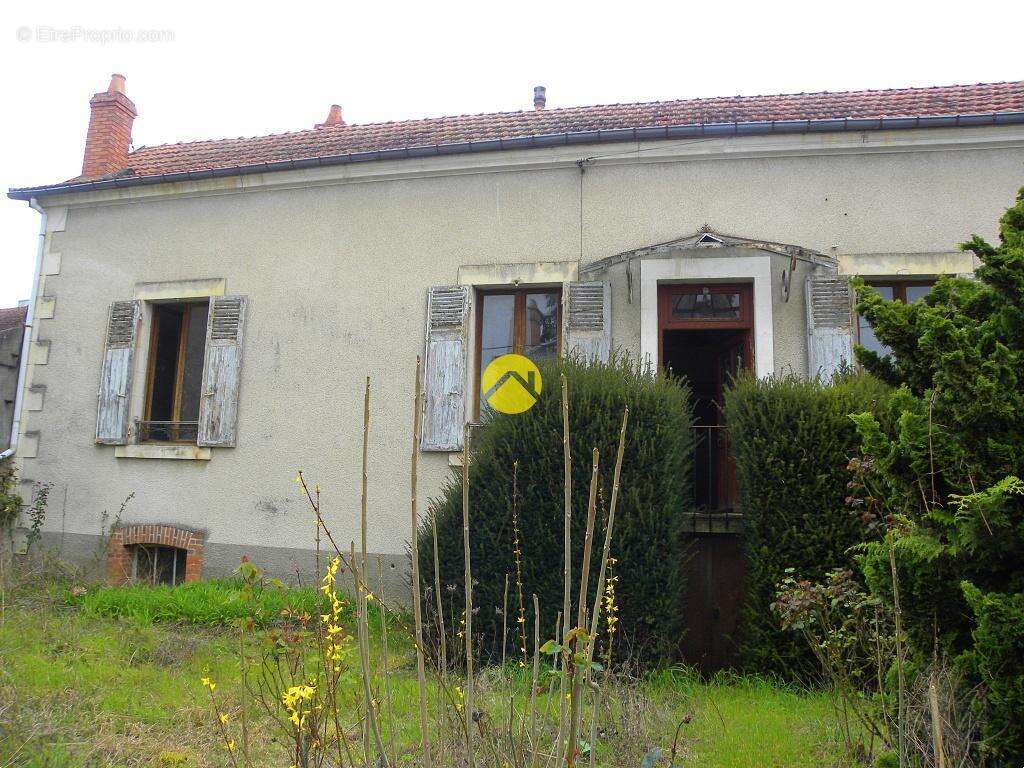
[{"x1": 36, "y1": 81, "x2": 1024, "y2": 186}]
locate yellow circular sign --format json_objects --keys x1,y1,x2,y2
[{"x1": 481, "y1": 354, "x2": 543, "y2": 414}]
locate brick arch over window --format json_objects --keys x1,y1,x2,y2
[{"x1": 106, "y1": 524, "x2": 204, "y2": 585}]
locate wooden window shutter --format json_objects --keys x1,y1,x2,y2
[
  {"x1": 805, "y1": 274, "x2": 854, "y2": 379},
  {"x1": 198, "y1": 295, "x2": 248, "y2": 447},
  {"x1": 95, "y1": 300, "x2": 141, "y2": 444},
  {"x1": 421, "y1": 285, "x2": 470, "y2": 452},
  {"x1": 564, "y1": 281, "x2": 611, "y2": 363}
]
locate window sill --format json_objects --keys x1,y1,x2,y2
[{"x1": 114, "y1": 444, "x2": 212, "y2": 461}]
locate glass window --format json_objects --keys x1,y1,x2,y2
[
  {"x1": 904, "y1": 285, "x2": 932, "y2": 303},
  {"x1": 524, "y1": 292, "x2": 560, "y2": 358},
  {"x1": 144, "y1": 301, "x2": 209, "y2": 442},
  {"x1": 479, "y1": 293, "x2": 516, "y2": 380},
  {"x1": 671, "y1": 289, "x2": 742, "y2": 321},
  {"x1": 857, "y1": 282, "x2": 933, "y2": 359},
  {"x1": 477, "y1": 287, "x2": 561, "y2": 416}
]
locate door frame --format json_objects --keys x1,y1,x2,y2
[
  {"x1": 657, "y1": 283, "x2": 755, "y2": 370},
  {"x1": 639, "y1": 255, "x2": 775, "y2": 378}
]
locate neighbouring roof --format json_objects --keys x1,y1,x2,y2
[
  {"x1": 0, "y1": 306, "x2": 28, "y2": 334},
  {"x1": 10, "y1": 80, "x2": 1024, "y2": 200}
]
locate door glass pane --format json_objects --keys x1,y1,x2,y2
[
  {"x1": 671, "y1": 290, "x2": 741, "y2": 320},
  {"x1": 858, "y1": 285, "x2": 894, "y2": 358},
  {"x1": 523, "y1": 292, "x2": 559, "y2": 359}
]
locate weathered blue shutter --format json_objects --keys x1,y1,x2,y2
[
  {"x1": 198, "y1": 295, "x2": 248, "y2": 447},
  {"x1": 421, "y1": 285, "x2": 470, "y2": 451},
  {"x1": 95, "y1": 300, "x2": 140, "y2": 444},
  {"x1": 564, "y1": 281, "x2": 611, "y2": 363},
  {"x1": 806, "y1": 274, "x2": 854, "y2": 379}
]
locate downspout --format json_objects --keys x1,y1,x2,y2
[{"x1": 1, "y1": 197, "x2": 46, "y2": 461}]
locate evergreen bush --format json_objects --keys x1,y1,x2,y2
[
  {"x1": 418, "y1": 354, "x2": 695, "y2": 664},
  {"x1": 850, "y1": 188, "x2": 1024, "y2": 764},
  {"x1": 723, "y1": 372, "x2": 890, "y2": 679}
]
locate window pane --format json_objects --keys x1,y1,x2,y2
[
  {"x1": 870, "y1": 285, "x2": 895, "y2": 301},
  {"x1": 480, "y1": 292, "x2": 515, "y2": 372},
  {"x1": 523, "y1": 292, "x2": 559, "y2": 359},
  {"x1": 179, "y1": 302, "x2": 209, "y2": 426},
  {"x1": 671, "y1": 289, "x2": 741, "y2": 320},
  {"x1": 905, "y1": 284, "x2": 932, "y2": 303},
  {"x1": 858, "y1": 285, "x2": 894, "y2": 358},
  {"x1": 148, "y1": 305, "x2": 184, "y2": 425}
]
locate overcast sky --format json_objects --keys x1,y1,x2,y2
[{"x1": 1, "y1": 0, "x2": 1022, "y2": 307}]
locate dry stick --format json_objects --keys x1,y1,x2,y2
[
  {"x1": 587, "y1": 409, "x2": 628, "y2": 664},
  {"x1": 929, "y1": 671, "x2": 947, "y2": 768},
  {"x1": 353, "y1": 543, "x2": 388, "y2": 767},
  {"x1": 378, "y1": 556, "x2": 398, "y2": 766},
  {"x1": 359, "y1": 377, "x2": 373, "y2": 765},
  {"x1": 529, "y1": 594, "x2": 542, "y2": 768},
  {"x1": 567, "y1": 448, "x2": 600, "y2": 766},
  {"x1": 502, "y1": 573, "x2": 510, "y2": 671},
  {"x1": 462, "y1": 422, "x2": 476, "y2": 768},
  {"x1": 429, "y1": 516, "x2": 448, "y2": 768},
  {"x1": 431, "y1": 515, "x2": 447, "y2": 681},
  {"x1": 409, "y1": 357, "x2": 434, "y2": 768},
  {"x1": 586, "y1": 409, "x2": 628, "y2": 768},
  {"x1": 512, "y1": 460, "x2": 530, "y2": 761},
  {"x1": 556, "y1": 373, "x2": 572, "y2": 760},
  {"x1": 888, "y1": 529, "x2": 907, "y2": 768},
  {"x1": 512, "y1": 460, "x2": 528, "y2": 664},
  {"x1": 543, "y1": 609, "x2": 563, "y2": 766},
  {"x1": 357, "y1": 378, "x2": 389, "y2": 768}
]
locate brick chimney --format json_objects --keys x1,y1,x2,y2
[
  {"x1": 315, "y1": 104, "x2": 345, "y2": 128},
  {"x1": 82, "y1": 74, "x2": 137, "y2": 178}
]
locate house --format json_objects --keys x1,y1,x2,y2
[
  {"x1": 0, "y1": 304, "x2": 28, "y2": 453},
  {"x1": 6, "y1": 75, "x2": 1024, "y2": 595}
]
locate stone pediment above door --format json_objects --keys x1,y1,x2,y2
[{"x1": 582, "y1": 226, "x2": 836, "y2": 279}]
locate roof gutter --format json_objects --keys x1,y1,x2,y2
[
  {"x1": 9, "y1": 110, "x2": 1024, "y2": 201},
  {"x1": 1, "y1": 198, "x2": 45, "y2": 462}
]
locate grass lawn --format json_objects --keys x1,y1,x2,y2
[{"x1": 0, "y1": 578, "x2": 850, "y2": 767}]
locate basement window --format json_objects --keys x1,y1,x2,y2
[
  {"x1": 142, "y1": 301, "x2": 209, "y2": 443},
  {"x1": 132, "y1": 544, "x2": 187, "y2": 586}
]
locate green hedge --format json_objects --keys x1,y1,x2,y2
[
  {"x1": 419, "y1": 355, "x2": 695, "y2": 663},
  {"x1": 723, "y1": 372, "x2": 890, "y2": 679}
]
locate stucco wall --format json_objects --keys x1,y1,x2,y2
[{"x1": 13, "y1": 128, "x2": 1024, "y2": 579}]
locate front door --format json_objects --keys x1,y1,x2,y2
[
  {"x1": 658, "y1": 283, "x2": 752, "y2": 673},
  {"x1": 659, "y1": 283, "x2": 752, "y2": 512}
]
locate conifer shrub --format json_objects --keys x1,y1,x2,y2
[
  {"x1": 723, "y1": 372, "x2": 890, "y2": 679},
  {"x1": 418, "y1": 354, "x2": 695, "y2": 663},
  {"x1": 849, "y1": 188, "x2": 1024, "y2": 764}
]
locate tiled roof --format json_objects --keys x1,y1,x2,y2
[
  {"x1": 0, "y1": 306, "x2": 27, "y2": 334},
  {"x1": 115, "y1": 81, "x2": 1024, "y2": 179},
  {"x1": 11, "y1": 80, "x2": 1024, "y2": 196}
]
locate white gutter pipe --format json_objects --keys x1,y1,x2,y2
[{"x1": 1, "y1": 197, "x2": 46, "y2": 461}]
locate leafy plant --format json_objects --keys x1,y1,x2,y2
[
  {"x1": 773, "y1": 567, "x2": 895, "y2": 759},
  {"x1": 24, "y1": 481, "x2": 50, "y2": 550}
]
